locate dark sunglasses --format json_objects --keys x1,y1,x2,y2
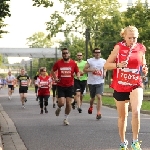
[
  {"x1": 62, "y1": 52, "x2": 69, "y2": 55},
  {"x1": 94, "y1": 51, "x2": 101, "y2": 53},
  {"x1": 42, "y1": 70, "x2": 46, "y2": 72},
  {"x1": 77, "y1": 55, "x2": 82, "y2": 56}
]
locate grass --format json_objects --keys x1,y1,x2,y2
[
  {"x1": 29, "y1": 85, "x2": 150, "y2": 111},
  {"x1": 83, "y1": 94, "x2": 150, "y2": 111},
  {"x1": 103, "y1": 85, "x2": 150, "y2": 95}
]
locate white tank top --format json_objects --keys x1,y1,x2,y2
[{"x1": 87, "y1": 58, "x2": 106, "y2": 84}]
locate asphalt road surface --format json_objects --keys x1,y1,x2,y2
[{"x1": 0, "y1": 87, "x2": 150, "y2": 150}]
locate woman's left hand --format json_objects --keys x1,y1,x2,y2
[{"x1": 142, "y1": 65, "x2": 148, "y2": 75}]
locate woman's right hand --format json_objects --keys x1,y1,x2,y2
[{"x1": 118, "y1": 61, "x2": 128, "y2": 68}]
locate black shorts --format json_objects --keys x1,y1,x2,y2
[
  {"x1": 19, "y1": 87, "x2": 28, "y2": 93},
  {"x1": 8, "y1": 85, "x2": 14, "y2": 91},
  {"x1": 57, "y1": 85, "x2": 74, "y2": 98},
  {"x1": 74, "y1": 79, "x2": 87, "y2": 94},
  {"x1": 52, "y1": 85, "x2": 57, "y2": 97},
  {"x1": 113, "y1": 90, "x2": 130, "y2": 101}
]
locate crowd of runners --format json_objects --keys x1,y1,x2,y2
[{"x1": 2, "y1": 25, "x2": 149, "y2": 150}]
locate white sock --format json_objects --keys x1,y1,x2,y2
[
  {"x1": 65, "y1": 114, "x2": 69, "y2": 120},
  {"x1": 133, "y1": 139, "x2": 138, "y2": 143}
]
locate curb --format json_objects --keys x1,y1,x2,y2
[{"x1": 0, "y1": 104, "x2": 27, "y2": 150}]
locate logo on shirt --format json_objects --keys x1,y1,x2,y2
[{"x1": 60, "y1": 67, "x2": 71, "y2": 77}]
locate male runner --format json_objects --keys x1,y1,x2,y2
[
  {"x1": 34, "y1": 71, "x2": 40, "y2": 101},
  {"x1": 6, "y1": 71, "x2": 16, "y2": 100},
  {"x1": 84, "y1": 48, "x2": 106, "y2": 120},
  {"x1": 73, "y1": 52, "x2": 87, "y2": 113},
  {"x1": 17, "y1": 69, "x2": 31, "y2": 108},
  {"x1": 51, "y1": 48, "x2": 80, "y2": 125}
]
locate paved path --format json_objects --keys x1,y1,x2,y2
[{"x1": 0, "y1": 88, "x2": 150, "y2": 150}]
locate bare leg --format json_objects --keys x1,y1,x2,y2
[
  {"x1": 115, "y1": 99, "x2": 129, "y2": 143},
  {"x1": 96, "y1": 94, "x2": 102, "y2": 114},
  {"x1": 130, "y1": 88, "x2": 143, "y2": 140}
]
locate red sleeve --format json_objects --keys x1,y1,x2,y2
[
  {"x1": 74, "y1": 62, "x2": 79, "y2": 74},
  {"x1": 53, "y1": 62, "x2": 58, "y2": 72}
]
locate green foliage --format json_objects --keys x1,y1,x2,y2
[
  {"x1": 59, "y1": 34, "x2": 87, "y2": 60},
  {"x1": 122, "y1": 0, "x2": 150, "y2": 76},
  {"x1": 0, "y1": 0, "x2": 11, "y2": 37},
  {"x1": 26, "y1": 32, "x2": 54, "y2": 77},
  {"x1": 33, "y1": 0, "x2": 150, "y2": 75},
  {"x1": 32, "y1": 0, "x2": 53, "y2": 7},
  {"x1": 26, "y1": 32, "x2": 53, "y2": 48}
]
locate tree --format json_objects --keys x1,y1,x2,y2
[
  {"x1": 0, "y1": 0, "x2": 11, "y2": 38},
  {"x1": 32, "y1": 0, "x2": 121, "y2": 39},
  {"x1": 26, "y1": 32, "x2": 54, "y2": 77},
  {"x1": 26, "y1": 32, "x2": 53, "y2": 48},
  {"x1": 59, "y1": 34, "x2": 86, "y2": 60}
]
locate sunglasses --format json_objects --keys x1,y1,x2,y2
[
  {"x1": 42, "y1": 70, "x2": 46, "y2": 72},
  {"x1": 77, "y1": 55, "x2": 82, "y2": 56},
  {"x1": 94, "y1": 52, "x2": 101, "y2": 53},
  {"x1": 62, "y1": 52, "x2": 69, "y2": 55}
]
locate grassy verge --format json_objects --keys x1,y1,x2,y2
[
  {"x1": 83, "y1": 94, "x2": 150, "y2": 111},
  {"x1": 29, "y1": 86, "x2": 150, "y2": 111}
]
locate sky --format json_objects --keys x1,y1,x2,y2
[{"x1": 0, "y1": 0, "x2": 149, "y2": 64}]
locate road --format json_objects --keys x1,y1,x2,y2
[{"x1": 0, "y1": 88, "x2": 150, "y2": 150}]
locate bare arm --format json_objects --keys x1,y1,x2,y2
[
  {"x1": 51, "y1": 70, "x2": 58, "y2": 81},
  {"x1": 104, "y1": 45, "x2": 119, "y2": 70},
  {"x1": 104, "y1": 45, "x2": 127, "y2": 70},
  {"x1": 83, "y1": 63, "x2": 95, "y2": 73}
]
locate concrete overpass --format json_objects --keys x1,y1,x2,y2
[{"x1": 0, "y1": 48, "x2": 62, "y2": 58}]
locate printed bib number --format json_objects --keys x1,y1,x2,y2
[
  {"x1": 118, "y1": 69, "x2": 139, "y2": 85},
  {"x1": 93, "y1": 70, "x2": 102, "y2": 76},
  {"x1": 21, "y1": 80, "x2": 28, "y2": 86}
]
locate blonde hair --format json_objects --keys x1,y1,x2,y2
[{"x1": 120, "y1": 25, "x2": 139, "y2": 38}]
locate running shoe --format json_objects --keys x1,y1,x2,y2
[
  {"x1": 24, "y1": 98, "x2": 27, "y2": 103},
  {"x1": 96, "y1": 114, "x2": 102, "y2": 120},
  {"x1": 63, "y1": 119, "x2": 69, "y2": 125},
  {"x1": 40, "y1": 110, "x2": 43, "y2": 114},
  {"x1": 131, "y1": 141, "x2": 141, "y2": 150},
  {"x1": 88, "y1": 106, "x2": 93, "y2": 114},
  {"x1": 55, "y1": 108, "x2": 61, "y2": 116},
  {"x1": 77, "y1": 108, "x2": 82, "y2": 113},
  {"x1": 22, "y1": 104, "x2": 25, "y2": 108},
  {"x1": 44, "y1": 107, "x2": 48, "y2": 113},
  {"x1": 119, "y1": 140, "x2": 128, "y2": 150},
  {"x1": 36, "y1": 97, "x2": 38, "y2": 101},
  {"x1": 71, "y1": 101, "x2": 76, "y2": 109}
]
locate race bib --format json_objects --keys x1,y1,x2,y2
[
  {"x1": 118, "y1": 69, "x2": 139, "y2": 85},
  {"x1": 93, "y1": 69, "x2": 102, "y2": 76},
  {"x1": 60, "y1": 67, "x2": 71, "y2": 77},
  {"x1": 40, "y1": 81, "x2": 48, "y2": 88},
  {"x1": 21, "y1": 80, "x2": 28, "y2": 86}
]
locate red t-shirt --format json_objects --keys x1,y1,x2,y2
[
  {"x1": 110, "y1": 42, "x2": 146, "y2": 92},
  {"x1": 37, "y1": 76, "x2": 52, "y2": 96},
  {"x1": 53, "y1": 59, "x2": 79, "y2": 87}
]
